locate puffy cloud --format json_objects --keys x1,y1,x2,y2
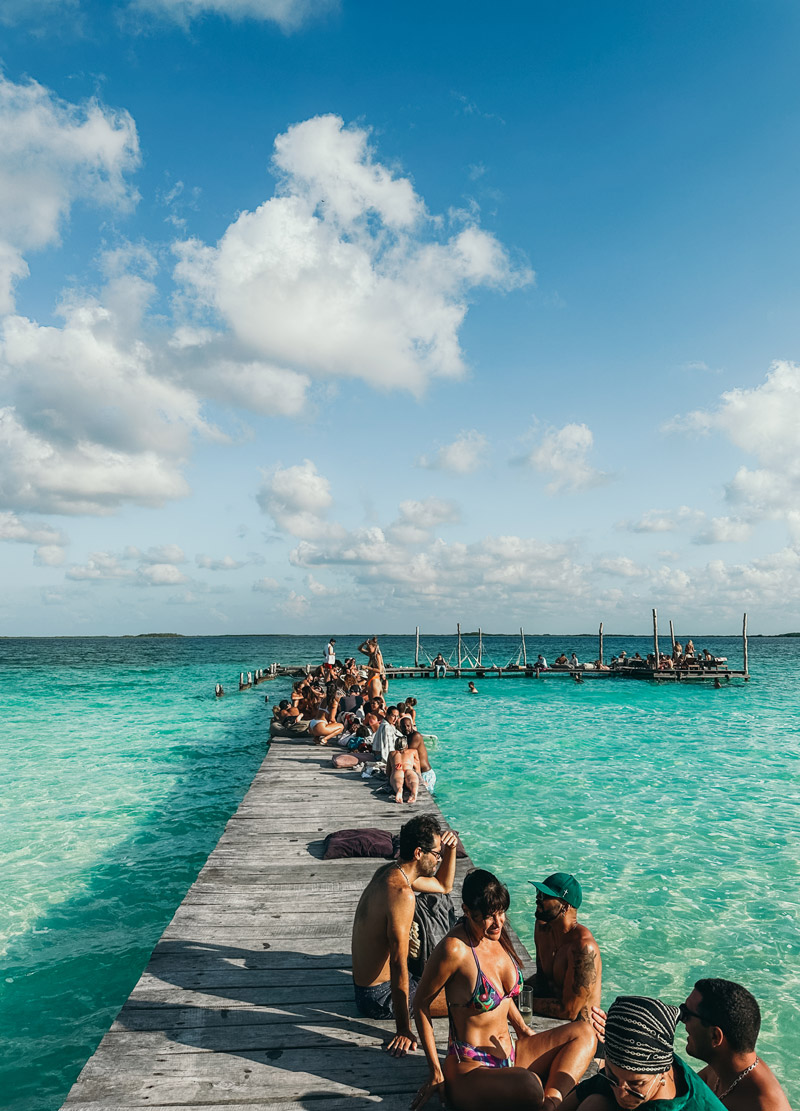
[
  {"x1": 130, "y1": 0, "x2": 335, "y2": 31},
  {"x1": 174, "y1": 114, "x2": 531, "y2": 396},
  {"x1": 692, "y1": 517, "x2": 752, "y2": 545},
  {"x1": 256, "y1": 459, "x2": 340, "y2": 539},
  {"x1": 594, "y1": 556, "x2": 646, "y2": 578},
  {"x1": 525, "y1": 422, "x2": 608, "y2": 493},
  {"x1": 66, "y1": 552, "x2": 134, "y2": 581},
  {"x1": 670, "y1": 362, "x2": 800, "y2": 530},
  {"x1": 196, "y1": 554, "x2": 245, "y2": 570},
  {"x1": 280, "y1": 589, "x2": 310, "y2": 616},
  {"x1": 34, "y1": 545, "x2": 66, "y2": 566},
  {"x1": 137, "y1": 562, "x2": 188, "y2": 585},
  {"x1": 387, "y1": 497, "x2": 460, "y2": 545},
  {"x1": 0, "y1": 74, "x2": 139, "y2": 312},
  {"x1": 417, "y1": 429, "x2": 489, "y2": 474},
  {"x1": 0, "y1": 511, "x2": 65, "y2": 546}
]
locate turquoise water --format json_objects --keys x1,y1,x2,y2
[{"x1": 1, "y1": 634, "x2": 797, "y2": 1108}]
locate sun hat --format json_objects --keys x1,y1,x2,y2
[{"x1": 529, "y1": 872, "x2": 583, "y2": 908}]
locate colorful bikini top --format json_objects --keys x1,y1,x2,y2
[{"x1": 453, "y1": 940, "x2": 524, "y2": 1012}]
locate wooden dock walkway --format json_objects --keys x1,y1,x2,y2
[{"x1": 61, "y1": 737, "x2": 544, "y2": 1111}]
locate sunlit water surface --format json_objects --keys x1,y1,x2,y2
[{"x1": 1, "y1": 634, "x2": 797, "y2": 1108}]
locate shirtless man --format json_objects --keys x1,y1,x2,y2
[
  {"x1": 682, "y1": 979, "x2": 790, "y2": 1109},
  {"x1": 351, "y1": 814, "x2": 458, "y2": 1055},
  {"x1": 388, "y1": 737, "x2": 421, "y2": 803},
  {"x1": 527, "y1": 872, "x2": 601, "y2": 1022},
  {"x1": 358, "y1": 637, "x2": 386, "y2": 698},
  {"x1": 408, "y1": 730, "x2": 436, "y2": 793}
]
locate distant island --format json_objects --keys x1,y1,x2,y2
[{"x1": 131, "y1": 633, "x2": 184, "y2": 638}]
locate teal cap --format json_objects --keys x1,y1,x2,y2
[{"x1": 530, "y1": 872, "x2": 583, "y2": 909}]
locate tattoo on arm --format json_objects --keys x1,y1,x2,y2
[{"x1": 572, "y1": 948, "x2": 598, "y2": 994}]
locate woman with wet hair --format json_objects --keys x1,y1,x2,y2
[{"x1": 412, "y1": 870, "x2": 596, "y2": 1111}]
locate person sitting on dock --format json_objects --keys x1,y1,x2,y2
[
  {"x1": 351, "y1": 814, "x2": 458, "y2": 1055},
  {"x1": 408, "y1": 730, "x2": 437, "y2": 793},
  {"x1": 527, "y1": 873, "x2": 602, "y2": 1023},
  {"x1": 554, "y1": 654, "x2": 569, "y2": 666},
  {"x1": 307, "y1": 690, "x2": 345, "y2": 745},
  {"x1": 570, "y1": 652, "x2": 580, "y2": 669},
  {"x1": 372, "y1": 705, "x2": 402, "y2": 761},
  {"x1": 536, "y1": 654, "x2": 548, "y2": 670},
  {"x1": 388, "y1": 736, "x2": 421, "y2": 803},
  {"x1": 412, "y1": 869, "x2": 596, "y2": 1111},
  {"x1": 432, "y1": 653, "x2": 447, "y2": 678},
  {"x1": 680, "y1": 978, "x2": 790, "y2": 1110},
  {"x1": 564, "y1": 996, "x2": 724, "y2": 1109}
]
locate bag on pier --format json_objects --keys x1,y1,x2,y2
[{"x1": 407, "y1": 892, "x2": 457, "y2": 978}]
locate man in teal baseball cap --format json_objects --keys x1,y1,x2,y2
[
  {"x1": 530, "y1": 871, "x2": 583, "y2": 909},
  {"x1": 527, "y1": 870, "x2": 602, "y2": 1023}
]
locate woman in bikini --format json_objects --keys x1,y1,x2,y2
[
  {"x1": 358, "y1": 637, "x2": 387, "y2": 699},
  {"x1": 387, "y1": 737, "x2": 420, "y2": 803},
  {"x1": 412, "y1": 870, "x2": 595, "y2": 1111}
]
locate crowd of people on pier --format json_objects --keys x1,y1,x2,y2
[
  {"x1": 535, "y1": 640, "x2": 727, "y2": 674},
  {"x1": 275, "y1": 637, "x2": 788, "y2": 1110}
]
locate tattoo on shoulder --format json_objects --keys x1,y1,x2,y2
[{"x1": 572, "y1": 948, "x2": 598, "y2": 992}]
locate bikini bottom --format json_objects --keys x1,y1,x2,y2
[{"x1": 447, "y1": 1036, "x2": 515, "y2": 1068}]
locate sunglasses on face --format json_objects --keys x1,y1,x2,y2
[
  {"x1": 427, "y1": 847, "x2": 443, "y2": 861},
  {"x1": 678, "y1": 1002, "x2": 706, "y2": 1024},
  {"x1": 604, "y1": 1067, "x2": 662, "y2": 1102}
]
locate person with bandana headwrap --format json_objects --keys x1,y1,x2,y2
[{"x1": 562, "y1": 996, "x2": 726, "y2": 1109}]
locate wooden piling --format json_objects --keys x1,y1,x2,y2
[
  {"x1": 669, "y1": 620, "x2": 675, "y2": 652},
  {"x1": 456, "y1": 622, "x2": 462, "y2": 673},
  {"x1": 743, "y1": 612, "x2": 749, "y2": 676},
  {"x1": 520, "y1": 626, "x2": 527, "y2": 667},
  {"x1": 652, "y1": 609, "x2": 660, "y2": 667},
  {"x1": 414, "y1": 626, "x2": 420, "y2": 668},
  {"x1": 478, "y1": 627, "x2": 483, "y2": 667}
]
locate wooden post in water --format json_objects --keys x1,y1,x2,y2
[
  {"x1": 743, "y1": 612, "x2": 749, "y2": 676},
  {"x1": 669, "y1": 619, "x2": 676, "y2": 652},
  {"x1": 520, "y1": 627, "x2": 527, "y2": 666},
  {"x1": 457, "y1": 623, "x2": 462, "y2": 670},
  {"x1": 478, "y1": 627, "x2": 483, "y2": 667},
  {"x1": 599, "y1": 622, "x2": 604, "y2": 665},
  {"x1": 415, "y1": 626, "x2": 420, "y2": 668},
  {"x1": 652, "y1": 609, "x2": 660, "y2": 667}
]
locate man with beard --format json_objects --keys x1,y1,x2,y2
[
  {"x1": 528, "y1": 872, "x2": 602, "y2": 1022},
  {"x1": 351, "y1": 814, "x2": 458, "y2": 1056}
]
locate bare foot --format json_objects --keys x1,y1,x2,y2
[
  {"x1": 393, "y1": 794, "x2": 403, "y2": 803},
  {"x1": 407, "y1": 795, "x2": 418, "y2": 804}
]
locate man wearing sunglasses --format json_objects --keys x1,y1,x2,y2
[
  {"x1": 351, "y1": 814, "x2": 458, "y2": 1058},
  {"x1": 681, "y1": 979, "x2": 790, "y2": 1110}
]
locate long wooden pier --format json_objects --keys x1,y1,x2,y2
[{"x1": 60, "y1": 737, "x2": 549, "y2": 1110}]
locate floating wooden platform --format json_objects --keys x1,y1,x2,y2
[{"x1": 61, "y1": 737, "x2": 561, "y2": 1111}]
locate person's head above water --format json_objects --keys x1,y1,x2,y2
[{"x1": 605, "y1": 996, "x2": 679, "y2": 1073}]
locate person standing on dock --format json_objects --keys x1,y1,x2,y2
[
  {"x1": 527, "y1": 873, "x2": 602, "y2": 1022},
  {"x1": 323, "y1": 637, "x2": 336, "y2": 674},
  {"x1": 351, "y1": 815, "x2": 459, "y2": 1056},
  {"x1": 359, "y1": 636, "x2": 387, "y2": 697}
]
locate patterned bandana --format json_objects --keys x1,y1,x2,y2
[{"x1": 605, "y1": 996, "x2": 679, "y2": 1073}]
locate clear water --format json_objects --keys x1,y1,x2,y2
[{"x1": 1, "y1": 634, "x2": 797, "y2": 1108}]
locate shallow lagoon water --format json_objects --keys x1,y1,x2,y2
[{"x1": 1, "y1": 634, "x2": 797, "y2": 1108}]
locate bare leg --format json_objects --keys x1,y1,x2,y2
[
  {"x1": 405, "y1": 768, "x2": 419, "y2": 803},
  {"x1": 443, "y1": 1055, "x2": 545, "y2": 1111},
  {"x1": 515, "y1": 1019, "x2": 596, "y2": 1107},
  {"x1": 389, "y1": 768, "x2": 405, "y2": 803}
]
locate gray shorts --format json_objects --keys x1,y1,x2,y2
[{"x1": 354, "y1": 976, "x2": 419, "y2": 1019}]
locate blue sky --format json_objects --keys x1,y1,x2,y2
[{"x1": 2, "y1": 0, "x2": 800, "y2": 634}]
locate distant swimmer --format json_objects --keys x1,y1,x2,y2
[
  {"x1": 571, "y1": 672, "x2": 584, "y2": 684},
  {"x1": 467, "y1": 681, "x2": 478, "y2": 694},
  {"x1": 528, "y1": 872, "x2": 602, "y2": 1022}
]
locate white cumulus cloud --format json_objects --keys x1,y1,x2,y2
[
  {"x1": 257, "y1": 458, "x2": 340, "y2": 539},
  {"x1": 0, "y1": 74, "x2": 139, "y2": 312},
  {"x1": 525, "y1": 422, "x2": 608, "y2": 493},
  {"x1": 130, "y1": 0, "x2": 335, "y2": 30},
  {"x1": 174, "y1": 114, "x2": 531, "y2": 396},
  {"x1": 418, "y1": 429, "x2": 489, "y2": 474}
]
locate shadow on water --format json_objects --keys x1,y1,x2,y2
[{"x1": 0, "y1": 713, "x2": 270, "y2": 1111}]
